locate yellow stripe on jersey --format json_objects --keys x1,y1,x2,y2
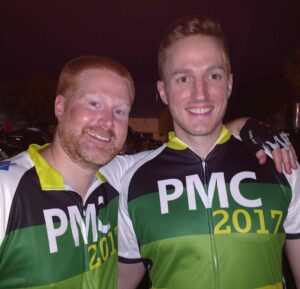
[
  {"x1": 29, "y1": 144, "x2": 65, "y2": 190},
  {"x1": 166, "y1": 126, "x2": 231, "y2": 150}
]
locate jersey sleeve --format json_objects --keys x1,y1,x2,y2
[
  {"x1": 0, "y1": 153, "x2": 31, "y2": 245},
  {"x1": 118, "y1": 183, "x2": 142, "y2": 263},
  {"x1": 0, "y1": 166, "x2": 13, "y2": 245},
  {"x1": 100, "y1": 151, "x2": 151, "y2": 193},
  {"x1": 283, "y1": 163, "x2": 300, "y2": 238}
]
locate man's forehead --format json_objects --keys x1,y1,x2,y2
[
  {"x1": 167, "y1": 34, "x2": 223, "y2": 54},
  {"x1": 163, "y1": 34, "x2": 230, "y2": 74},
  {"x1": 77, "y1": 68, "x2": 120, "y2": 80},
  {"x1": 66, "y1": 69, "x2": 132, "y2": 104},
  {"x1": 76, "y1": 68, "x2": 134, "y2": 101}
]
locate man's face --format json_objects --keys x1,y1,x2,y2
[
  {"x1": 55, "y1": 68, "x2": 132, "y2": 169},
  {"x1": 157, "y1": 34, "x2": 233, "y2": 144}
]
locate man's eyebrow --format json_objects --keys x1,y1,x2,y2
[
  {"x1": 171, "y1": 65, "x2": 226, "y2": 77},
  {"x1": 207, "y1": 65, "x2": 226, "y2": 71},
  {"x1": 171, "y1": 68, "x2": 192, "y2": 77}
]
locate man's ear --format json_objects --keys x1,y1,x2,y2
[
  {"x1": 157, "y1": 80, "x2": 168, "y2": 105},
  {"x1": 227, "y1": 73, "x2": 233, "y2": 98},
  {"x1": 54, "y1": 95, "x2": 66, "y2": 120}
]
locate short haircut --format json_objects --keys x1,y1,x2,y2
[
  {"x1": 158, "y1": 16, "x2": 231, "y2": 78},
  {"x1": 57, "y1": 55, "x2": 135, "y2": 101}
]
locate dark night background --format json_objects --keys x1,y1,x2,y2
[
  {"x1": 0, "y1": 0, "x2": 300, "y2": 127},
  {"x1": 0, "y1": 1, "x2": 299, "y2": 287}
]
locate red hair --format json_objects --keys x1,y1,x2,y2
[{"x1": 57, "y1": 55, "x2": 135, "y2": 101}]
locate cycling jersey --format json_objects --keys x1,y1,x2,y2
[
  {"x1": 0, "y1": 144, "x2": 121, "y2": 289},
  {"x1": 118, "y1": 127, "x2": 300, "y2": 289}
]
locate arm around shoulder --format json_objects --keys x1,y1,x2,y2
[{"x1": 225, "y1": 117, "x2": 249, "y2": 136}]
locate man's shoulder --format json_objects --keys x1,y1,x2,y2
[
  {"x1": 128, "y1": 144, "x2": 166, "y2": 169},
  {"x1": 285, "y1": 162, "x2": 300, "y2": 189},
  {"x1": 118, "y1": 145, "x2": 167, "y2": 192},
  {"x1": 0, "y1": 151, "x2": 33, "y2": 178},
  {"x1": 226, "y1": 134, "x2": 300, "y2": 191},
  {"x1": 101, "y1": 145, "x2": 166, "y2": 193},
  {"x1": 0, "y1": 151, "x2": 35, "y2": 201},
  {"x1": 0, "y1": 151, "x2": 34, "y2": 244},
  {"x1": 110, "y1": 150, "x2": 154, "y2": 167}
]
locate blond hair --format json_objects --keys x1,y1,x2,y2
[{"x1": 158, "y1": 16, "x2": 231, "y2": 78}]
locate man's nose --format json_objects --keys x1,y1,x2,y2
[
  {"x1": 97, "y1": 109, "x2": 113, "y2": 128},
  {"x1": 192, "y1": 78, "x2": 208, "y2": 100}
]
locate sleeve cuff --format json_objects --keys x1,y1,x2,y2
[
  {"x1": 118, "y1": 256, "x2": 143, "y2": 264},
  {"x1": 286, "y1": 233, "x2": 300, "y2": 240}
]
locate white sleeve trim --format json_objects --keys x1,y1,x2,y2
[
  {"x1": 283, "y1": 162, "x2": 300, "y2": 235},
  {"x1": 0, "y1": 152, "x2": 32, "y2": 245},
  {"x1": 118, "y1": 188, "x2": 141, "y2": 260},
  {"x1": 117, "y1": 145, "x2": 166, "y2": 260}
]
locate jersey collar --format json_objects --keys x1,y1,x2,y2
[
  {"x1": 28, "y1": 144, "x2": 106, "y2": 191},
  {"x1": 166, "y1": 125, "x2": 231, "y2": 150}
]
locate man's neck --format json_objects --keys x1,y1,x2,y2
[
  {"x1": 174, "y1": 127, "x2": 223, "y2": 159},
  {"x1": 40, "y1": 141, "x2": 97, "y2": 199}
]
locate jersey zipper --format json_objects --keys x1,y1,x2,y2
[{"x1": 202, "y1": 160, "x2": 220, "y2": 289}]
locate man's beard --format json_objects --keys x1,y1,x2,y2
[{"x1": 56, "y1": 121, "x2": 121, "y2": 170}]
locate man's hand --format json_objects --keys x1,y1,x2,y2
[
  {"x1": 256, "y1": 146, "x2": 297, "y2": 174},
  {"x1": 239, "y1": 119, "x2": 298, "y2": 174}
]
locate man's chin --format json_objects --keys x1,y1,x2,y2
[
  {"x1": 188, "y1": 123, "x2": 222, "y2": 136},
  {"x1": 75, "y1": 156, "x2": 110, "y2": 170},
  {"x1": 83, "y1": 149, "x2": 120, "y2": 167}
]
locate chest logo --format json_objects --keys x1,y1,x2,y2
[
  {"x1": 43, "y1": 196, "x2": 110, "y2": 253},
  {"x1": 158, "y1": 171, "x2": 262, "y2": 214}
]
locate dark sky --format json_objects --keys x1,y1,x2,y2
[{"x1": 1, "y1": 0, "x2": 299, "y2": 120}]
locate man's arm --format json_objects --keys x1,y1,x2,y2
[
  {"x1": 225, "y1": 117, "x2": 249, "y2": 135},
  {"x1": 285, "y1": 239, "x2": 300, "y2": 288},
  {"x1": 226, "y1": 117, "x2": 298, "y2": 174},
  {"x1": 117, "y1": 164, "x2": 147, "y2": 289},
  {"x1": 118, "y1": 262, "x2": 146, "y2": 289}
]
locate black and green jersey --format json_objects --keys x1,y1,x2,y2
[
  {"x1": 118, "y1": 127, "x2": 300, "y2": 289},
  {"x1": 0, "y1": 144, "x2": 119, "y2": 289}
]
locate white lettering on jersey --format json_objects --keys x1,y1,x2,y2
[
  {"x1": 43, "y1": 196, "x2": 111, "y2": 253},
  {"x1": 43, "y1": 208, "x2": 68, "y2": 253},
  {"x1": 186, "y1": 173, "x2": 229, "y2": 209},
  {"x1": 68, "y1": 206, "x2": 88, "y2": 246},
  {"x1": 230, "y1": 171, "x2": 262, "y2": 207},
  {"x1": 158, "y1": 179, "x2": 183, "y2": 214},
  {"x1": 158, "y1": 171, "x2": 262, "y2": 214}
]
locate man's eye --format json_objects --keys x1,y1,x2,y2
[
  {"x1": 90, "y1": 101, "x2": 99, "y2": 107},
  {"x1": 210, "y1": 73, "x2": 223, "y2": 80},
  {"x1": 115, "y1": 109, "x2": 124, "y2": 115},
  {"x1": 176, "y1": 76, "x2": 189, "y2": 84},
  {"x1": 114, "y1": 108, "x2": 129, "y2": 118}
]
